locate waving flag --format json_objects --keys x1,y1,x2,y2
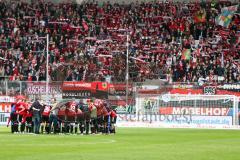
[
  {"x1": 181, "y1": 49, "x2": 191, "y2": 60},
  {"x1": 215, "y1": 5, "x2": 239, "y2": 27}
]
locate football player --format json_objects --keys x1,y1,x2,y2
[{"x1": 41, "y1": 103, "x2": 52, "y2": 134}]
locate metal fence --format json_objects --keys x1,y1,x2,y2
[{"x1": 0, "y1": 80, "x2": 239, "y2": 106}]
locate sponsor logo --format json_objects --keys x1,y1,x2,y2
[
  {"x1": 203, "y1": 86, "x2": 216, "y2": 95},
  {"x1": 102, "y1": 83, "x2": 107, "y2": 89},
  {"x1": 159, "y1": 107, "x2": 230, "y2": 116},
  {"x1": 0, "y1": 103, "x2": 12, "y2": 113},
  {"x1": 118, "y1": 113, "x2": 192, "y2": 124},
  {"x1": 117, "y1": 114, "x2": 232, "y2": 126}
]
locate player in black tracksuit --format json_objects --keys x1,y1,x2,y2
[
  {"x1": 78, "y1": 102, "x2": 91, "y2": 135},
  {"x1": 7, "y1": 103, "x2": 18, "y2": 133}
]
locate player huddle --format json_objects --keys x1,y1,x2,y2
[{"x1": 7, "y1": 98, "x2": 117, "y2": 135}]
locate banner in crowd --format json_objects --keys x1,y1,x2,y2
[
  {"x1": 62, "y1": 81, "x2": 108, "y2": 99},
  {"x1": 217, "y1": 84, "x2": 240, "y2": 92},
  {"x1": 169, "y1": 84, "x2": 240, "y2": 97},
  {"x1": 26, "y1": 82, "x2": 240, "y2": 97},
  {"x1": 27, "y1": 82, "x2": 62, "y2": 95},
  {"x1": 62, "y1": 81, "x2": 135, "y2": 101},
  {"x1": 140, "y1": 82, "x2": 238, "y2": 96}
]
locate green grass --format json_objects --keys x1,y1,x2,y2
[{"x1": 0, "y1": 127, "x2": 240, "y2": 160}]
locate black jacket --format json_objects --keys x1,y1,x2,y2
[{"x1": 31, "y1": 100, "x2": 42, "y2": 116}]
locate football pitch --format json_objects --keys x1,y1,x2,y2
[{"x1": 0, "y1": 127, "x2": 240, "y2": 160}]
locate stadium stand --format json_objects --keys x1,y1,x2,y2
[{"x1": 0, "y1": 0, "x2": 239, "y2": 83}]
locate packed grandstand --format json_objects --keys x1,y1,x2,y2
[
  {"x1": 0, "y1": 0, "x2": 239, "y2": 83},
  {"x1": 0, "y1": 2, "x2": 240, "y2": 160}
]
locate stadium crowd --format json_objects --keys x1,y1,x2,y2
[
  {"x1": 8, "y1": 97, "x2": 117, "y2": 134},
  {"x1": 0, "y1": 0, "x2": 239, "y2": 83}
]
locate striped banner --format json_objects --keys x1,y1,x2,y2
[{"x1": 219, "y1": 29, "x2": 230, "y2": 39}]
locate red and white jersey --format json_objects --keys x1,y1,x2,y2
[
  {"x1": 42, "y1": 105, "x2": 52, "y2": 116},
  {"x1": 26, "y1": 102, "x2": 32, "y2": 110},
  {"x1": 94, "y1": 99, "x2": 103, "y2": 109},
  {"x1": 97, "y1": 107, "x2": 103, "y2": 117},
  {"x1": 66, "y1": 101, "x2": 77, "y2": 116},
  {"x1": 88, "y1": 102, "x2": 95, "y2": 111},
  {"x1": 102, "y1": 107, "x2": 109, "y2": 116},
  {"x1": 26, "y1": 111, "x2": 33, "y2": 118},
  {"x1": 110, "y1": 110, "x2": 117, "y2": 118},
  {"x1": 68, "y1": 101, "x2": 77, "y2": 112},
  {"x1": 16, "y1": 102, "x2": 28, "y2": 116}
]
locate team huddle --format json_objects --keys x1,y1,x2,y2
[{"x1": 7, "y1": 97, "x2": 117, "y2": 135}]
